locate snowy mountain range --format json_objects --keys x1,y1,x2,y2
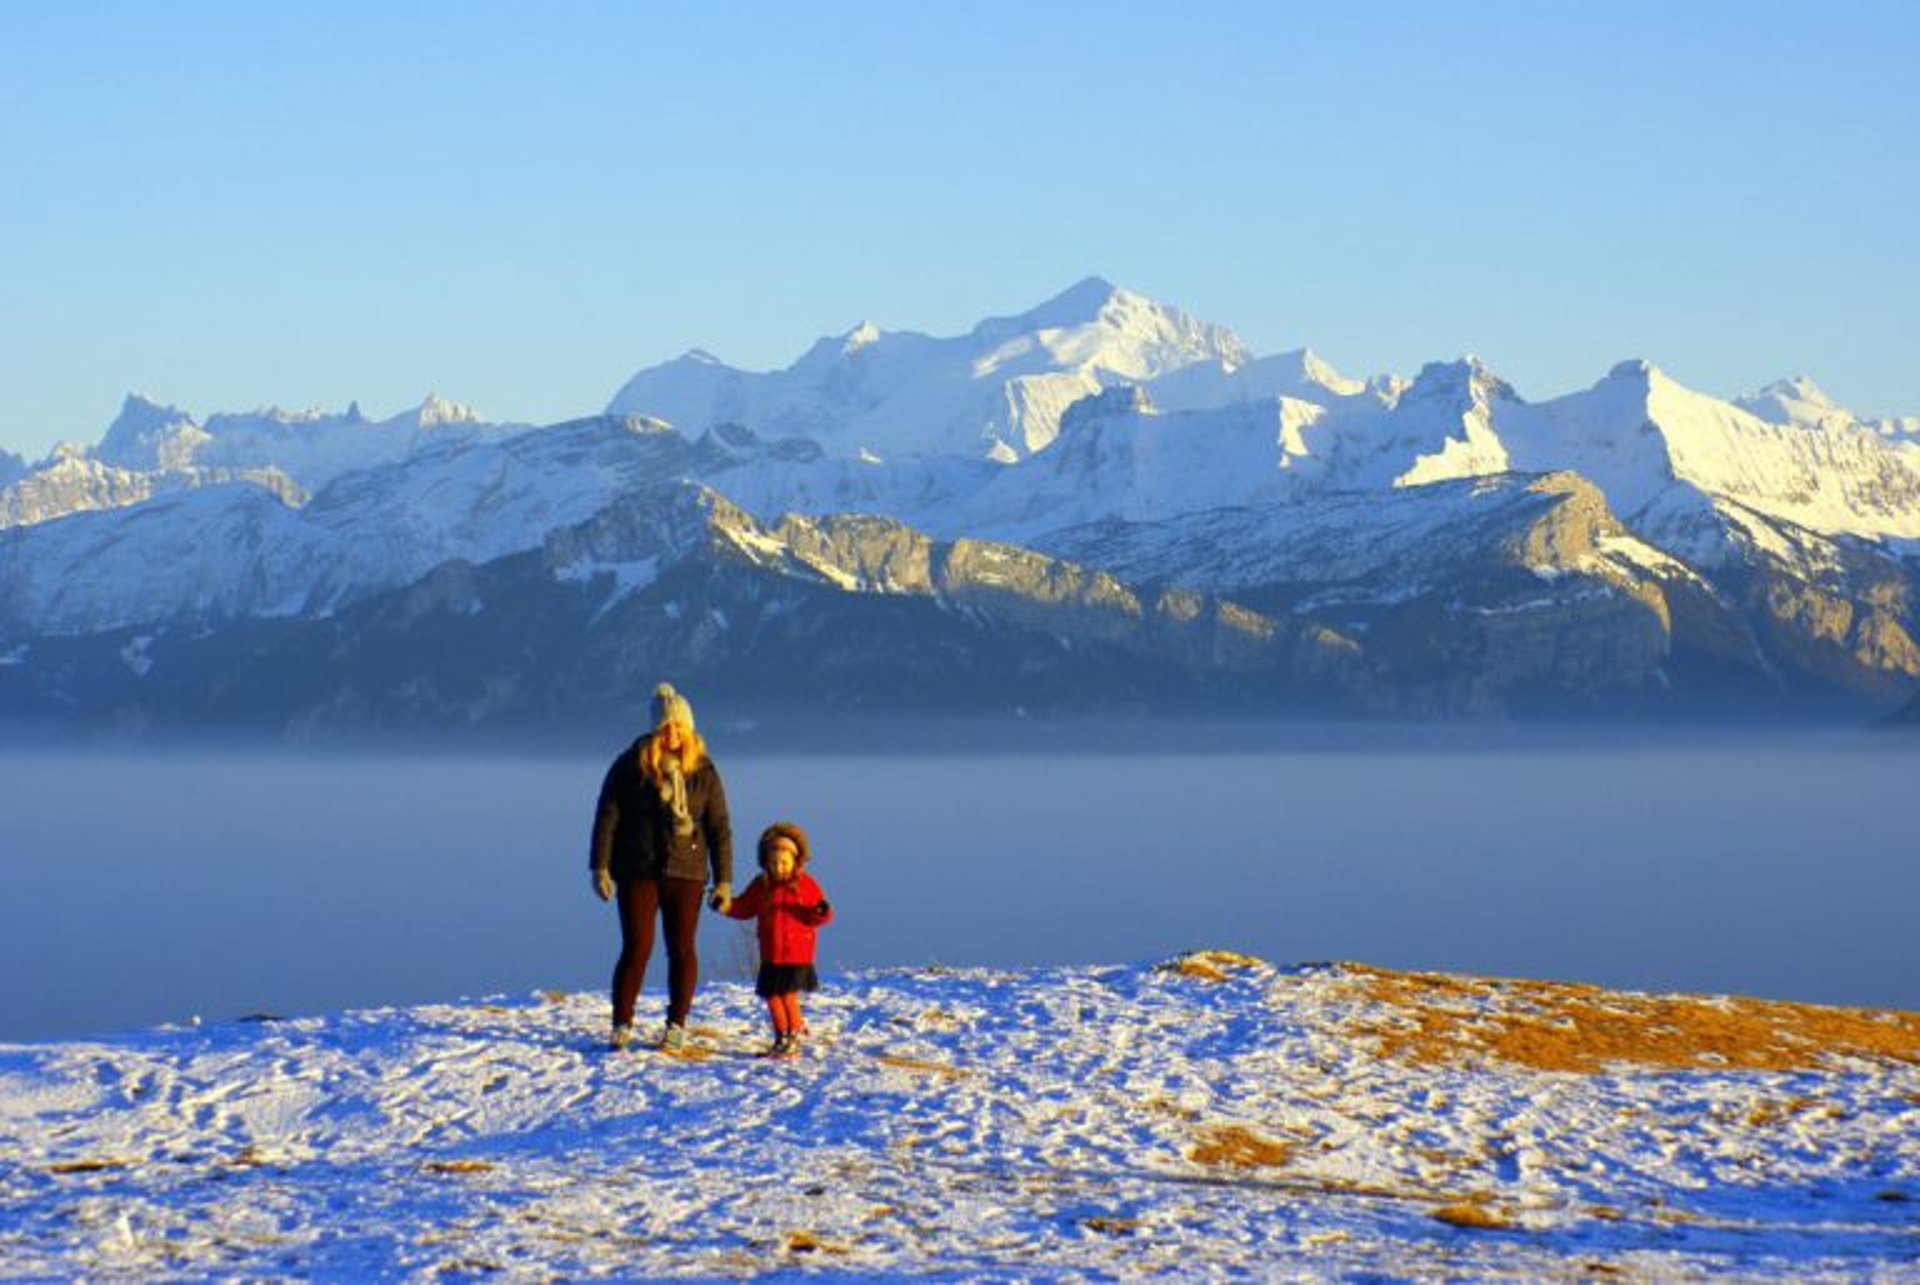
[{"x1": 4, "y1": 278, "x2": 1919, "y2": 734}]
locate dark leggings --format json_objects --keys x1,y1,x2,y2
[{"x1": 613, "y1": 877, "x2": 705, "y2": 1029}]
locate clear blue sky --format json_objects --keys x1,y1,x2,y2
[{"x1": 3, "y1": 1, "x2": 1916, "y2": 457}]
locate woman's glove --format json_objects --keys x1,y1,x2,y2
[
  {"x1": 593, "y1": 868, "x2": 615, "y2": 902},
  {"x1": 708, "y1": 882, "x2": 732, "y2": 913}
]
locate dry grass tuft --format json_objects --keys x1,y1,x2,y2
[
  {"x1": 46, "y1": 1157, "x2": 137, "y2": 1174},
  {"x1": 1335, "y1": 963, "x2": 1920, "y2": 1074},
  {"x1": 438, "y1": 1257, "x2": 504, "y2": 1274},
  {"x1": 1081, "y1": 1215, "x2": 1142, "y2": 1235},
  {"x1": 1189, "y1": 1124, "x2": 1291, "y2": 1168},
  {"x1": 784, "y1": 1230, "x2": 850, "y2": 1256},
  {"x1": 1432, "y1": 1201, "x2": 1514, "y2": 1230},
  {"x1": 873, "y1": 1054, "x2": 968, "y2": 1080},
  {"x1": 1743, "y1": 1096, "x2": 1829, "y2": 1127},
  {"x1": 423, "y1": 1159, "x2": 497, "y2": 1175},
  {"x1": 1161, "y1": 950, "x2": 1272, "y2": 982}
]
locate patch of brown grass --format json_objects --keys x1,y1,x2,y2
[
  {"x1": 423, "y1": 1159, "x2": 497, "y2": 1175},
  {"x1": 1081, "y1": 1215, "x2": 1142, "y2": 1235},
  {"x1": 1189, "y1": 1124, "x2": 1291, "y2": 1168},
  {"x1": 1337, "y1": 963, "x2": 1920, "y2": 1073},
  {"x1": 1432, "y1": 1201, "x2": 1514, "y2": 1230},
  {"x1": 783, "y1": 1230, "x2": 849, "y2": 1256},
  {"x1": 46, "y1": 1156, "x2": 137, "y2": 1174},
  {"x1": 1161, "y1": 950, "x2": 1270, "y2": 982}
]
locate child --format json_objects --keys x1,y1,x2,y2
[{"x1": 726, "y1": 821, "x2": 833, "y2": 1058}]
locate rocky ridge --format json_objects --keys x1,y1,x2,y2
[{"x1": 3, "y1": 280, "x2": 1919, "y2": 734}]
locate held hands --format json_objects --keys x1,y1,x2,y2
[
  {"x1": 708, "y1": 882, "x2": 733, "y2": 914},
  {"x1": 592, "y1": 868, "x2": 615, "y2": 902}
]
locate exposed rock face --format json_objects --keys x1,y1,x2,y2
[
  {"x1": 0, "y1": 455, "x2": 305, "y2": 529},
  {"x1": 0, "y1": 487, "x2": 1378, "y2": 737},
  {"x1": 1744, "y1": 562, "x2": 1920, "y2": 702}
]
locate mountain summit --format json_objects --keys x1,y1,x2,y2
[
  {"x1": 606, "y1": 279, "x2": 1250, "y2": 461},
  {"x1": 6, "y1": 279, "x2": 1920, "y2": 730}
]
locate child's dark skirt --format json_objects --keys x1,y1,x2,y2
[{"x1": 756, "y1": 963, "x2": 819, "y2": 998}]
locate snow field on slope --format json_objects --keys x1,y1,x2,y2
[{"x1": 1, "y1": 958, "x2": 1916, "y2": 1278}]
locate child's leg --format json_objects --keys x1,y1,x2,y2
[
  {"x1": 779, "y1": 992, "x2": 804, "y2": 1036},
  {"x1": 765, "y1": 994, "x2": 790, "y2": 1036}
]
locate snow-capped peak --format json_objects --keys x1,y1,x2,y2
[
  {"x1": 994, "y1": 276, "x2": 1129, "y2": 333},
  {"x1": 605, "y1": 280, "x2": 1252, "y2": 461},
  {"x1": 1605, "y1": 358, "x2": 1660, "y2": 383},
  {"x1": 101, "y1": 391, "x2": 195, "y2": 440},
  {"x1": 1735, "y1": 375, "x2": 1856, "y2": 430},
  {"x1": 410, "y1": 394, "x2": 483, "y2": 429},
  {"x1": 1405, "y1": 356, "x2": 1518, "y2": 406},
  {"x1": 96, "y1": 393, "x2": 204, "y2": 470},
  {"x1": 1284, "y1": 347, "x2": 1363, "y2": 397},
  {"x1": 1761, "y1": 375, "x2": 1836, "y2": 408},
  {"x1": 792, "y1": 321, "x2": 895, "y2": 373}
]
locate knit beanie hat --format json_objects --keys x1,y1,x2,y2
[
  {"x1": 758, "y1": 820, "x2": 811, "y2": 869},
  {"x1": 651, "y1": 682, "x2": 695, "y2": 731}
]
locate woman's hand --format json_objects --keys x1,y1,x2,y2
[
  {"x1": 708, "y1": 882, "x2": 733, "y2": 914},
  {"x1": 592, "y1": 869, "x2": 615, "y2": 902}
]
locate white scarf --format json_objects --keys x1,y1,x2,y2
[{"x1": 659, "y1": 757, "x2": 695, "y2": 837}]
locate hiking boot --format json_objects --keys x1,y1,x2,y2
[
  {"x1": 658, "y1": 1023, "x2": 688, "y2": 1054},
  {"x1": 609, "y1": 1024, "x2": 636, "y2": 1052}
]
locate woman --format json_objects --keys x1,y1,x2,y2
[{"x1": 589, "y1": 682, "x2": 733, "y2": 1051}]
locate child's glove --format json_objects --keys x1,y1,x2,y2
[
  {"x1": 809, "y1": 900, "x2": 832, "y2": 923},
  {"x1": 593, "y1": 868, "x2": 615, "y2": 902},
  {"x1": 708, "y1": 882, "x2": 732, "y2": 913}
]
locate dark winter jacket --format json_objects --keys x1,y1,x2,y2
[
  {"x1": 725, "y1": 872, "x2": 832, "y2": 966},
  {"x1": 589, "y1": 735, "x2": 732, "y2": 886}
]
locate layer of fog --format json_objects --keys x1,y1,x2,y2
[{"x1": 3, "y1": 726, "x2": 1914, "y2": 1040}]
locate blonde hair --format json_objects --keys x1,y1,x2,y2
[{"x1": 639, "y1": 719, "x2": 707, "y2": 785}]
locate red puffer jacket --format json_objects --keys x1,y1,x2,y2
[{"x1": 725, "y1": 872, "x2": 832, "y2": 966}]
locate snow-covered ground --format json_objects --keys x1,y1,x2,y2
[{"x1": 2, "y1": 954, "x2": 1916, "y2": 1278}]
